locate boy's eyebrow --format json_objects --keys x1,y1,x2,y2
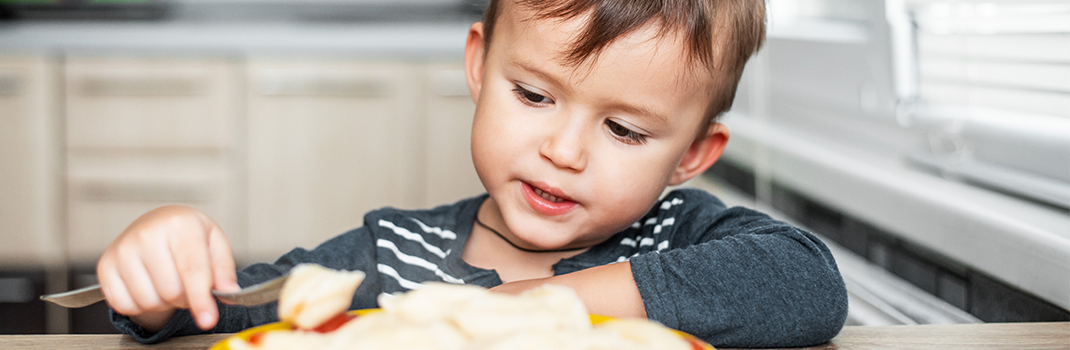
[
  {"x1": 604, "y1": 100, "x2": 670, "y2": 126},
  {"x1": 510, "y1": 57, "x2": 565, "y2": 90},
  {"x1": 510, "y1": 58, "x2": 670, "y2": 126}
]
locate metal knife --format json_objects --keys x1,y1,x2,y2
[{"x1": 40, "y1": 273, "x2": 290, "y2": 308}]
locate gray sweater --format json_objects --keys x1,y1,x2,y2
[{"x1": 111, "y1": 188, "x2": 848, "y2": 348}]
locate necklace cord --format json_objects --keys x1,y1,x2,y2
[{"x1": 473, "y1": 216, "x2": 586, "y2": 253}]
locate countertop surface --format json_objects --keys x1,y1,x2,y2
[
  {"x1": 1, "y1": 322, "x2": 1068, "y2": 350},
  {"x1": 0, "y1": 3, "x2": 478, "y2": 57}
]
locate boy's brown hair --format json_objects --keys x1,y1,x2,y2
[{"x1": 481, "y1": 0, "x2": 766, "y2": 125}]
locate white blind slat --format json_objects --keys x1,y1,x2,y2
[
  {"x1": 914, "y1": 2, "x2": 1070, "y2": 122},
  {"x1": 920, "y1": 82, "x2": 1070, "y2": 119},
  {"x1": 919, "y1": 58, "x2": 1070, "y2": 94},
  {"x1": 917, "y1": 33, "x2": 1070, "y2": 63},
  {"x1": 914, "y1": 3, "x2": 1070, "y2": 34}
]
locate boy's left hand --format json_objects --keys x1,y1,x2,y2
[{"x1": 490, "y1": 262, "x2": 647, "y2": 319}]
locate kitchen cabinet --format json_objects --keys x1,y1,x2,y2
[
  {"x1": 64, "y1": 57, "x2": 241, "y2": 150},
  {"x1": 63, "y1": 57, "x2": 244, "y2": 264},
  {"x1": 0, "y1": 271, "x2": 48, "y2": 334},
  {"x1": 0, "y1": 55, "x2": 64, "y2": 267},
  {"x1": 0, "y1": 54, "x2": 481, "y2": 285},
  {"x1": 245, "y1": 58, "x2": 425, "y2": 261}
]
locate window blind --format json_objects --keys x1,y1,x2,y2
[{"x1": 907, "y1": 0, "x2": 1070, "y2": 209}]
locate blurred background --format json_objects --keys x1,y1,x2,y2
[{"x1": 0, "y1": 0, "x2": 1066, "y2": 335}]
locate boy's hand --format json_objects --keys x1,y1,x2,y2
[{"x1": 96, "y1": 205, "x2": 240, "y2": 332}]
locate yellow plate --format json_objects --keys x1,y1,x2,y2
[{"x1": 210, "y1": 309, "x2": 714, "y2": 350}]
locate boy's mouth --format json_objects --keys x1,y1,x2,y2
[
  {"x1": 532, "y1": 186, "x2": 564, "y2": 203},
  {"x1": 521, "y1": 181, "x2": 577, "y2": 216}
]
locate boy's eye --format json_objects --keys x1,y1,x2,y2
[
  {"x1": 605, "y1": 119, "x2": 647, "y2": 145},
  {"x1": 512, "y1": 84, "x2": 553, "y2": 105}
]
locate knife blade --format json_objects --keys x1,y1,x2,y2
[{"x1": 40, "y1": 273, "x2": 290, "y2": 308}]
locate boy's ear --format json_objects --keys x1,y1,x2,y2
[
  {"x1": 464, "y1": 22, "x2": 487, "y2": 104},
  {"x1": 669, "y1": 123, "x2": 730, "y2": 186}
]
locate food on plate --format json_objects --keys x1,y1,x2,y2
[
  {"x1": 226, "y1": 264, "x2": 704, "y2": 350},
  {"x1": 276, "y1": 263, "x2": 365, "y2": 330},
  {"x1": 380, "y1": 283, "x2": 591, "y2": 340}
]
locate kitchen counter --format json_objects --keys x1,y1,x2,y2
[
  {"x1": 0, "y1": 2, "x2": 479, "y2": 57},
  {"x1": 1, "y1": 322, "x2": 1067, "y2": 349}
]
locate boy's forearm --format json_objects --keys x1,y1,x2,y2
[{"x1": 490, "y1": 262, "x2": 647, "y2": 319}]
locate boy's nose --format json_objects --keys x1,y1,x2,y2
[{"x1": 539, "y1": 123, "x2": 587, "y2": 172}]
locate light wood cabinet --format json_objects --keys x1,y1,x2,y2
[
  {"x1": 63, "y1": 57, "x2": 244, "y2": 264},
  {"x1": 422, "y1": 64, "x2": 484, "y2": 207},
  {"x1": 1, "y1": 55, "x2": 480, "y2": 266},
  {"x1": 245, "y1": 59, "x2": 425, "y2": 261},
  {"x1": 0, "y1": 56, "x2": 63, "y2": 267},
  {"x1": 65, "y1": 57, "x2": 240, "y2": 150}
]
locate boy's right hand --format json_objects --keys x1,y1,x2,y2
[{"x1": 96, "y1": 205, "x2": 241, "y2": 332}]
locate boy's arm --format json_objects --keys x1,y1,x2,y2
[
  {"x1": 495, "y1": 190, "x2": 848, "y2": 348},
  {"x1": 626, "y1": 219, "x2": 848, "y2": 348},
  {"x1": 490, "y1": 262, "x2": 646, "y2": 319},
  {"x1": 494, "y1": 224, "x2": 846, "y2": 348}
]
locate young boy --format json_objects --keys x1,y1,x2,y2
[{"x1": 97, "y1": 0, "x2": 848, "y2": 347}]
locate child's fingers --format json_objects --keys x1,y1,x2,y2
[
  {"x1": 97, "y1": 264, "x2": 141, "y2": 316},
  {"x1": 170, "y1": 229, "x2": 218, "y2": 331},
  {"x1": 208, "y1": 227, "x2": 239, "y2": 293},
  {"x1": 177, "y1": 259, "x2": 217, "y2": 330},
  {"x1": 139, "y1": 235, "x2": 187, "y2": 309},
  {"x1": 116, "y1": 250, "x2": 167, "y2": 312}
]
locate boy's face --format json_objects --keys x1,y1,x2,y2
[{"x1": 465, "y1": 2, "x2": 729, "y2": 250}]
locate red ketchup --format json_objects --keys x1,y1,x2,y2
[
  {"x1": 249, "y1": 332, "x2": 266, "y2": 346},
  {"x1": 311, "y1": 313, "x2": 358, "y2": 333},
  {"x1": 247, "y1": 313, "x2": 358, "y2": 347},
  {"x1": 688, "y1": 338, "x2": 706, "y2": 350}
]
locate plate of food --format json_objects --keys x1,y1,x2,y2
[{"x1": 213, "y1": 264, "x2": 714, "y2": 350}]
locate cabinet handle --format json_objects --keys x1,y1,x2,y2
[
  {"x1": 76, "y1": 77, "x2": 206, "y2": 96},
  {"x1": 0, "y1": 73, "x2": 21, "y2": 96},
  {"x1": 72, "y1": 181, "x2": 212, "y2": 202},
  {"x1": 0, "y1": 278, "x2": 34, "y2": 303},
  {"x1": 256, "y1": 71, "x2": 393, "y2": 97}
]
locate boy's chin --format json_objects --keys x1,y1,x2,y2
[
  {"x1": 507, "y1": 221, "x2": 581, "y2": 247},
  {"x1": 513, "y1": 222, "x2": 612, "y2": 249}
]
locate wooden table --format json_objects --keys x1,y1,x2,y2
[
  {"x1": 766, "y1": 322, "x2": 1069, "y2": 350},
  {"x1": 1, "y1": 322, "x2": 1067, "y2": 349}
]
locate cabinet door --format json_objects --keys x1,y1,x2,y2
[
  {"x1": 0, "y1": 56, "x2": 63, "y2": 267},
  {"x1": 64, "y1": 57, "x2": 243, "y2": 264},
  {"x1": 65, "y1": 57, "x2": 240, "y2": 150},
  {"x1": 246, "y1": 59, "x2": 423, "y2": 261},
  {"x1": 423, "y1": 63, "x2": 484, "y2": 207},
  {"x1": 65, "y1": 154, "x2": 241, "y2": 263}
]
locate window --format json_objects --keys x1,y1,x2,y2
[{"x1": 905, "y1": 0, "x2": 1070, "y2": 209}]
